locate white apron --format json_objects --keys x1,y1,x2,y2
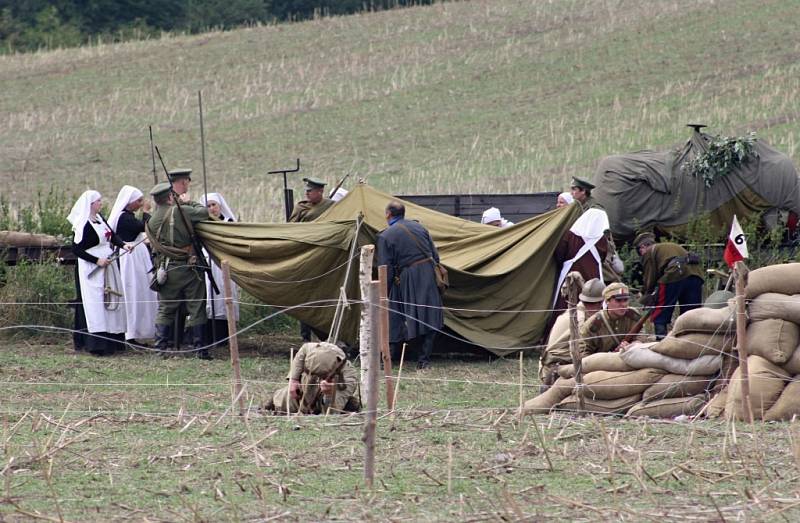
[
  {"x1": 120, "y1": 232, "x2": 158, "y2": 340},
  {"x1": 205, "y1": 249, "x2": 239, "y2": 321},
  {"x1": 77, "y1": 221, "x2": 127, "y2": 334},
  {"x1": 552, "y1": 209, "x2": 610, "y2": 307}
]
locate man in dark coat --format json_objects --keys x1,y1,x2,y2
[
  {"x1": 377, "y1": 201, "x2": 443, "y2": 369},
  {"x1": 634, "y1": 232, "x2": 705, "y2": 339}
]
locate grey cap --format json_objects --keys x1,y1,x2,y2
[
  {"x1": 633, "y1": 231, "x2": 656, "y2": 249},
  {"x1": 303, "y1": 177, "x2": 326, "y2": 190},
  {"x1": 570, "y1": 176, "x2": 595, "y2": 191},
  {"x1": 705, "y1": 290, "x2": 734, "y2": 309},
  {"x1": 150, "y1": 182, "x2": 172, "y2": 197},
  {"x1": 168, "y1": 168, "x2": 192, "y2": 181},
  {"x1": 579, "y1": 278, "x2": 605, "y2": 303}
]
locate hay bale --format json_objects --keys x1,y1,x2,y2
[
  {"x1": 642, "y1": 374, "x2": 713, "y2": 402},
  {"x1": 651, "y1": 332, "x2": 732, "y2": 360},
  {"x1": 763, "y1": 377, "x2": 800, "y2": 422},
  {"x1": 620, "y1": 345, "x2": 721, "y2": 376},
  {"x1": 557, "y1": 352, "x2": 634, "y2": 379},
  {"x1": 725, "y1": 355, "x2": 789, "y2": 420},
  {"x1": 783, "y1": 345, "x2": 800, "y2": 375},
  {"x1": 523, "y1": 378, "x2": 575, "y2": 415},
  {"x1": 583, "y1": 368, "x2": 666, "y2": 400},
  {"x1": 748, "y1": 293, "x2": 800, "y2": 324},
  {"x1": 556, "y1": 393, "x2": 641, "y2": 415},
  {"x1": 626, "y1": 395, "x2": 706, "y2": 418},
  {"x1": 746, "y1": 263, "x2": 800, "y2": 299},
  {"x1": 671, "y1": 306, "x2": 734, "y2": 337},
  {"x1": 745, "y1": 319, "x2": 800, "y2": 365}
]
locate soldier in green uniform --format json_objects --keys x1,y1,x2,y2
[
  {"x1": 264, "y1": 342, "x2": 361, "y2": 414},
  {"x1": 570, "y1": 176, "x2": 604, "y2": 212},
  {"x1": 288, "y1": 177, "x2": 335, "y2": 223},
  {"x1": 634, "y1": 232, "x2": 705, "y2": 339},
  {"x1": 145, "y1": 174, "x2": 212, "y2": 359},
  {"x1": 579, "y1": 282, "x2": 645, "y2": 357}
]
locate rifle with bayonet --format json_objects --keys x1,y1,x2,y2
[
  {"x1": 153, "y1": 145, "x2": 220, "y2": 295},
  {"x1": 328, "y1": 173, "x2": 350, "y2": 199}
]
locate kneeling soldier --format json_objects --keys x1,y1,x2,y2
[
  {"x1": 579, "y1": 282, "x2": 645, "y2": 357},
  {"x1": 265, "y1": 342, "x2": 361, "y2": 415}
]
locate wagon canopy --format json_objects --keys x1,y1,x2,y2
[
  {"x1": 593, "y1": 128, "x2": 800, "y2": 239},
  {"x1": 197, "y1": 184, "x2": 580, "y2": 356}
]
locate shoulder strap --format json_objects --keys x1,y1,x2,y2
[
  {"x1": 599, "y1": 311, "x2": 622, "y2": 348},
  {"x1": 397, "y1": 223, "x2": 433, "y2": 260}
]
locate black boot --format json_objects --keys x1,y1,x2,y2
[
  {"x1": 192, "y1": 324, "x2": 212, "y2": 360},
  {"x1": 654, "y1": 323, "x2": 668, "y2": 341},
  {"x1": 417, "y1": 332, "x2": 435, "y2": 370},
  {"x1": 155, "y1": 323, "x2": 172, "y2": 358}
]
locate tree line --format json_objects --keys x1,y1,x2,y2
[{"x1": 0, "y1": 0, "x2": 436, "y2": 53}]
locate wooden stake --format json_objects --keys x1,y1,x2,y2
[
  {"x1": 447, "y1": 436, "x2": 453, "y2": 495},
  {"x1": 566, "y1": 273, "x2": 585, "y2": 414},
  {"x1": 518, "y1": 351, "x2": 525, "y2": 421},
  {"x1": 363, "y1": 280, "x2": 380, "y2": 488},
  {"x1": 221, "y1": 260, "x2": 245, "y2": 416},
  {"x1": 358, "y1": 245, "x2": 375, "y2": 406},
  {"x1": 287, "y1": 348, "x2": 293, "y2": 419},
  {"x1": 734, "y1": 261, "x2": 754, "y2": 424},
  {"x1": 391, "y1": 342, "x2": 407, "y2": 418},
  {"x1": 377, "y1": 265, "x2": 395, "y2": 410}
]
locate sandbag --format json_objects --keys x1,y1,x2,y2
[
  {"x1": 626, "y1": 395, "x2": 706, "y2": 418},
  {"x1": 642, "y1": 374, "x2": 712, "y2": 402},
  {"x1": 556, "y1": 393, "x2": 642, "y2": 415},
  {"x1": 523, "y1": 378, "x2": 575, "y2": 415},
  {"x1": 651, "y1": 332, "x2": 732, "y2": 360},
  {"x1": 725, "y1": 355, "x2": 789, "y2": 420},
  {"x1": 746, "y1": 319, "x2": 800, "y2": 365},
  {"x1": 557, "y1": 352, "x2": 634, "y2": 379},
  {"x1": 671, "y1": 306, "x2": 735, "y2": 337},
  {"x1": 763, "y1": 377, "x2": 800, "y2": 422},
  {"x1": 746, "y1": 263, "x2": 800, "y2": 299},
  {"x1": 583, "y1": 368, "x2": 666, "y2": 400},
  {"x1": 748, "y1": 293, "x2": 800, "y2": 324},
  {"x1": 620, "y1": 345, "x2": 721, "y2": 376},
  {"x1": 783, "y1": 345, "x2": 800, "y2": 374},
  {"x1": 704, "y1": 390, "x2": 727, "y2": 418}
]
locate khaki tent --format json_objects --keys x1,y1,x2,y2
[
  {"x1": 593, "y1": 128, "x2": 800, "y2": 239},
  {"x1": 197, "y1": 184, "x2": 580, "y2": 356}
]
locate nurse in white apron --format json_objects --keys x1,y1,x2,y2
[
  {"x1": 68, "y1": 190, "x2": 128, "y2": 355},
  {"x1": 108, "y1": 185, "x2": 158, "y2": 343},
  {"x1": 201, "y1": 192, "x2": 239, "y2": 347}
]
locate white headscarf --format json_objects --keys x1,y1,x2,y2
[
  {"x1": 108, "y1": 185, "x2": 144, "y2": 232},
  {"x1": 558, "y1": 192, "x2": 574, "y2": 205},
  {"x1": 202, "y1": 192, "x2": 237, "y2": 222},
  {"x1": 67, "y1": 190, "x2": 101, "y2": 243}
]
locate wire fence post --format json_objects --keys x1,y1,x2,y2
[
  {"x1": 358, "y1": 245, "x2": 375, "y2": 406},
  {"x1": 734, "y1": 261, "x2": 754, "y2": 424},
  {"x1": 377, "y1": 265, "x2": 395, "y2": 411},
  {"x1": 363, "y1": 280, "x2": 380, "y2": 488},
  {"x1": 221, "y1": 260, "x2": 244, "y2": 416},
  {"x1": 567, "y1": 272, "x2": 585, "y2": 414}
]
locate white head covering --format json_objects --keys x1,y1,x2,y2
[
  {"x1": 202, "y1": 192, "x2": 237, "y2": 222},
  {"x1": 331, "y1": 187, "x2": 349, "y2": 202},
  {"x1": 67, "y1": 190, "x2": 101, "y2": 243},
  {"x1": 558, "y1": 192, "x2": 574, "y2": 205},
  {"x1": 481, "y1": 207, "x2": 502, "y2": 224},
  {"x1": 108, "y1": 185, "x2": 144, "y2": 232}
]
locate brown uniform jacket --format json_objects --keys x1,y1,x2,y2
[
  {"x1": 578, "y1": 308, "x2": 642, "y2": 357},
  {"x1": 288, "y1": 198, "x2": 334, "y2": 223},
  {"x1": 642, "y1": 242, "x2": 705, "y2": 294}
]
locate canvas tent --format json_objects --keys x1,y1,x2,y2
[
  {"x1": 593, "y1": 128, "x2": 800, "y2": 239},
  {"x1": 197, "y1": 184, "x2": 580, "y2": 356}
]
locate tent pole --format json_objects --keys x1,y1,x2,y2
[{"x1": 378, "y1": 265, "x2": 395, "y2": 411}]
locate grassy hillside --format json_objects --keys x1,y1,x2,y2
[{"x1": 1, "y1": 0, "x2": 799, "y2": 222}]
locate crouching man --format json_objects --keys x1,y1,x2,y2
[{"x1": 264, "y1": 342, "x2": 361, "y2": 415}]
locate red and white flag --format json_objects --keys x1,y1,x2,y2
[{"x1": 723, "y1": 215, "x2": 748, "y2": 268}]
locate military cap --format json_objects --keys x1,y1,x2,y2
[
  {"x1": 579, "y1": 278, "x2": 605, "y2": 303},
  {"x1": 303, "y1": 177, "x2": 326, "y2": 190},
  {"x1": 705, "y1": 290, "x2": 734, "y2": 309},
  {"x1": 633, "y1": 231, "x2": 656, "y2": 249},
  {"x1": 149, "y1": 182, "x2": 172, "y2": 197},
  {"x1": 168, "y1": 168, "x2": 192, "y2": 181},
  {"x1": 570, "y1": 176, "x2": 595, "y2": 191},
  {"x1": 603, "y1": 282, "x2": 630, "y2": 301}
]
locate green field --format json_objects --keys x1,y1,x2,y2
[
  {"x1": 1, "y1": 0, "x2": 798, "y2": 222},
  {"x1": 1, "y1": 341, "x2": 798, "y2": 521}
]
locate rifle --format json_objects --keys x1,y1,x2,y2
[
  {"x1": 297, "y1": 357, "x2": 348, "y2": 414},
  {"x1": 153, "y1": 145, "x2": 220, "y2": 295},
  {"x1": 148, "y1": 125, "x2": 157, "y2": 185},
  {"x1": 87, "y1": 236, "x2": 146, "y2": 278},
  {"x1": 328, "y1": 173, "x2": 350, "y2": 199},
  {"x1": 622, "y1": 309, "x2": 651, "y2": 344},
  {"x1": 198, "y1": 90, "x2": 217, "y2": 346}
]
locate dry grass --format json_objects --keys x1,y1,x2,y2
[{"x1": 1, "y1": 0, "x2": 799, "y2": 222}]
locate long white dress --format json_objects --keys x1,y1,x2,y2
[
  {"x1": 205, "y1": 248, "x2": 239, "y2": 321},
  {"x1": 120, "y1": 232, "x2": 158, "y2": 340},
  {"x1": 76, "y1": 221, "x2": 127, "y2": 335}
]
